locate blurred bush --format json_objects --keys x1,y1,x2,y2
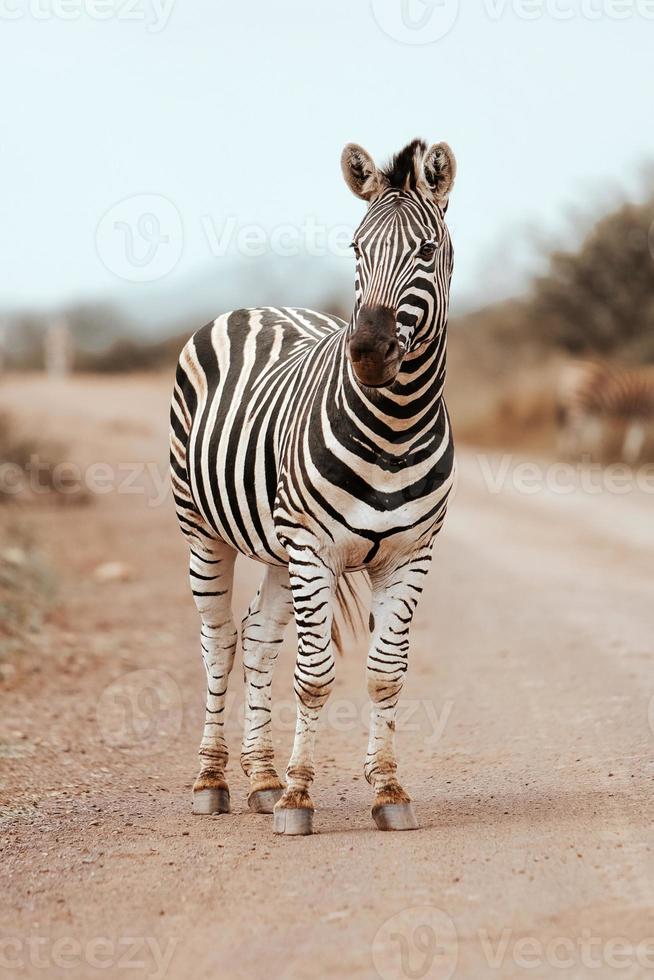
[
  {"x1": 447, "y1": 189, "x2": 654, "y2": 449},
  {"x1": 0, "y1": 410, "x2": 89, "y2": 504},
  {"x1": 75, "y1": 334, "x2": 186, "y2": 373},
  {"x1": 1, "y1": 303, "x2": 134, "y2": 370},
  {"x1": 532, "y1": 195, "x2": 654, "y2": 361}
]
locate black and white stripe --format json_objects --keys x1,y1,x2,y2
[
  {"x1": 170, "y1": 138, "x2": 458, "y2": 833},
  {"x1": 558, "y1": 360, "x2": 654, "y2": 463}
]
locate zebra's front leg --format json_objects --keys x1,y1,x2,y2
[
  {"x1": 189, "y1": 541, "x2": 238, "y2": 815},
  {"x1": 273, "y1": 548, "x2": 336, "y2": 836},
  {"x1": 366, "y1": 549, "x2": 433, "y2": 831},
  {"x1": 241, "y1": 565, "x2": 293, "y2": 813}
]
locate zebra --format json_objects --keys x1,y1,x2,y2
[
  {"x1": 557, "y1": 360, "x2": 654, "y2": 464},
  {"x1": 170, "y1": 138, "x2": 457, "y2": 835}
]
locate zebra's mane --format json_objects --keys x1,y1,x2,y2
[{"x1": 381, "y1": 139, "x2": 429, "y2": 192}]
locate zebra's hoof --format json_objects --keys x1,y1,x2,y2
[
  {"x1": 248, "y1": 788, "x2": 284, "y2": 814},
  {"x1": 192, "y1": 788, "x2": 230, "y2": 815},
  {"x1": 272, "y1": 807, "x2": 314, "y2": 836},
  {"x1": 372, "y1": 803, "x2": 419, "y2": 832}
]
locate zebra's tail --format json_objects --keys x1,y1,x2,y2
[{"x1": 332, "y1": 572, "x2": 367, "y2": 655}]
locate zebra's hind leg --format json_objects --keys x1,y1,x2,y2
[
  {"x1": 188, "y1": 539, "x2": 238, "y2": 815},
  {"x1": 580, "y1": 414, "x2": 605, "y2": 462},
  {"x1": 241, "y1": 565, "x2": 294, "y2": 813},
  {"x1": 273, "y1": 547, "x2": 336, "y2": 836},
  {"x1": 364, "y1": 553, "x2": 433, "y2": 832},
  {"x1": 622, "y1": 421, "x2": 646, "y2": 465}
]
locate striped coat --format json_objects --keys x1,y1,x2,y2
[
  {"x1": 170, "y1": 138, "x2": 457, "y2": 835},
  {"x1": 172, "y1": 306, "x2": 454, "y2": 569},
  {"x1": 557, "y1": 359, "x2": 654, "y2": 463}
]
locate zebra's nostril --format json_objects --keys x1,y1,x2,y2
[{"x1": 384, "y1": 340, "x2": 399, "y2": 363}]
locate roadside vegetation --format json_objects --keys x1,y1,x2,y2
[{"x1": 0, "y1": 520, "x2": 55, "y2": 679}]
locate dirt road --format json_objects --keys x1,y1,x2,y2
[{"x1": 1, "y1": 374, "x2": 653, "y2": 980}]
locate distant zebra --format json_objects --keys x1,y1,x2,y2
[
  {"x1": 170, "y1": 138, "x2": 457, "y2": 835},
  {"x1": 557, "y1": 360, "x2": 654, "y2": 464}
]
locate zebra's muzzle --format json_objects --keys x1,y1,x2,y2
[{"x1": 348, "y1": 306, "x2": 402, "y2": 389}]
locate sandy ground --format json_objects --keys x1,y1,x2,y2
[{"x1": 1, "y1": 373, "x2": 653, "y2": 980}]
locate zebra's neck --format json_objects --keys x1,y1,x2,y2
[{"x1": 337, "y1": 320, "x2": 448, "y2": 448}]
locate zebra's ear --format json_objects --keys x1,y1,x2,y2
[
  {"x1": 341, "y1": 143, "x2": 387, "y2": 202},
  {"x1": 423, "y1": 142, "x2": 457, "y2": 207}
]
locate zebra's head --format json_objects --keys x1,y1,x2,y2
[{"x1": 341, "y1": 138, "x2": 456, "y2": 389}]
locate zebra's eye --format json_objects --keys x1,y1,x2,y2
[{"x1": 418, "y1": 241, "x2": 437, "y2": 260}]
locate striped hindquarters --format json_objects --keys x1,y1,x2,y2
[{"x1": 558, "y1": 360, "x2": 654, "y2": 421}]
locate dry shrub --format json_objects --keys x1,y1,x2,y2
[
  {"x1": 448, "y1": 355, "x2": 562, "y2": 451},
  {"x1": 0, "y1": 412, "x2": 42, "y2": 472},
  {"x1": 447, "y1": 304, "x2": 564, "y2": 450},
  {"x1": 446, "y1": 187, "x2": 654, "y2": 450},
  {"x1": 0, "y1": 521, "x2": 56, "y2": 671},
  {"x1": 0, "y1": 409, "x2": 90, "y2": 505},
  {"x1": 491, "y1": 373, "x2": 560, "y2": 451},
  {"x1": 76, "y1": 334, "x2": 186, "y2": 373}
]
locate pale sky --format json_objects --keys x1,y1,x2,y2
[{"x1": 2, "y1": 0, "x2": 652, "y2": 325}]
